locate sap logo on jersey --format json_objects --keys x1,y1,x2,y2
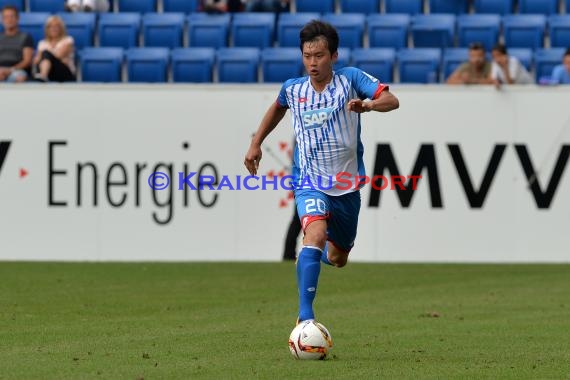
[{"x1": 302, "y1": 107, "x2": 334, "y2": 130}]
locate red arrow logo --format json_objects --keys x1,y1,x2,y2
[{"x1": 19, "y1": 168, "x2": 28, "y2": 178}]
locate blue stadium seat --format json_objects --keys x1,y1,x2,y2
[
  {"x1": 367, "y1": 14, "x2": 410, "y2": 49},
  {"x1": 442, "y1": 48, "x2": 468, "y2": 80},
  {"x1": 385, "y1": 0, "x2": 423, "y2": 15},
  {"x1": 503, "y1": 15, "x2": 546, "y2": 50},
  {"x1": 163, "y1": 0, "x2": 198, "y2": 13},
  {"x1": 295, "y1": 0, "x2": 334, "y2": 13},
  {"x1": 429, "y1": 0, "x2": 468, "y2": 14},
  {"x1": 217, "y1": 48, "x2": 260, "y2": 83},
  {"x1": 187, "y1": 13, "x2": 230, "y2": 48},
  {"x1": 80, "y1": 47, "x2": 123, "y2": 83},
  {"x1": 118, "y1": 0, "x2": 156, "y2": 13},
  {"x1": 534, "y1": 48, "x2": 565, "y2": 82},
  {"x1": 29, "y1": 0, "x2": 64, "y2": 12},
  {"x1": 322, "y1": 14, "x2": 366, "y2": 49},
  {"x1": 125, "y1": 48, "x2": 169, "y2": 83},
  {"x1": 473, "y1": 0, "x2": 514, "y2": 15},
  {"x1": 57, "y1": 13, "x2": 96, "y2": 50},
  {"x1": 18, "y1": 13, "x2": 50, "y2": 48},
  {"x1": 508, "y1": 48, "x2": 533, "y2": 71},
  {"x1": 334, "y1": 47, "x2": 351, "y2": 70},
  {"x1": 277, "y1": 13, "x2": 320, "y2": 47},
  {"x1": 397, "y1": 48, "x2": 441, "y2": 83},
  {"x1": 143, "y1": 13, "x2": 185, "y2": 48},
  {"x1": 232, "y1": 13, "x2": 275, "y2": 49},
  {"x1": 351, "y1": 48, "x2": 396, "y2": 83},
  {"x1": 457, "y1": 14, "x2": 501, "y2": 51},
  {"x1": 519, "y1": 0, "x2": 558, "y2": 15},
  {"x1": 548, "y1": 15, "x2": 570, "y2": 48},
  {"x1": 411, "y1": 14, "x2": 456, "y2": 49},
  {"x1": 171, "y1": 47, "x2": 215, "y2": 82},
  {"x1": 261, "y1": 48, "x2": 303, "y2": 83},
  {"x1": 0, "y1": 0, "x2": 24, "y2": 11},
  {"x1": 99, "y1": 13, "x2": 141, "y2": 49},
  {"x1": 340, "y1": 0, "x2": 379, "y2": 14}
]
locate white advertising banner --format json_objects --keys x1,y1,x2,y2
[{"x1": 0, "y1": 85, "x2": 569, "y2": 262}]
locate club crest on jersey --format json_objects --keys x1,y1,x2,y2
[{"x1": 301, "y1": 107, "x2": 334, "y2": 130}]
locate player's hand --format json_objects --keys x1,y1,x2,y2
[
  {"x1": 348, "y1": 99, "x2": 370, "y2": 113},
  {"x1": 244, "y1": 144, "x2": 262, "y2": 176}
]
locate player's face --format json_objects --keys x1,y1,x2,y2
[
  {"x1": 563, "y1": 55, "x2": 570, "y2": 73},
  {"x1": 302, "y1": 38, "x2": 338, "y2": 85},
  {"x1": 2, "y1": 9, "x2": 18, "y2": 31},
  {"x1": 468, "y1": 49, "x2": 485, "y2": 69}
]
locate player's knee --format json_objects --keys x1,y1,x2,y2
[
  {"x1": 304, "y1": 229, "x2": 327, "y2": 249},
  {"x1": 330, "y1": 255, "x2": 348, "y2": 268}
]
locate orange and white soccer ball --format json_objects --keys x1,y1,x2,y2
[{"x1": 288, "y1": 320, "x2": 333, "y2": 360}]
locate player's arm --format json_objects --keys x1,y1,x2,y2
[
  {"x1": 244, "y1": 102, "x2": 288, "y2": 175},
  {"x1": 348, "y1": 89, "x2": 399, "y2": 114}
]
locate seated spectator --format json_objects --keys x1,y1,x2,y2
[
  {"x1": 201, "y1": 0, "x2": 242, "y2": 13},
  {"x1": 447, "y1": 42, "x2": 493, "y2": 85},
  {"x1": 245, "y1": 0, "x2": 290, "y2": 12},
  {"x1": 65, "y1": 0, "x2": 110, "y2": 12},
  {"x1": 33, "y1": 16, "x2": 76, "y2": 82},
  {"x1": 550, "y1": 48, "x2": 570, "y2": 85},
  {"x1": 490, "y1": 43, "x2": 533, "y2": 85},
  {"x1": 0, "y1": 5, "x2": 33, "y2": 83}
]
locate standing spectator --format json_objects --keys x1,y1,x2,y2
[
  {"x1": 0, "y1": 5, "x2": 33, "y2": 83},
  {"x1": 33, "y1": 16, "x2": 76, "y2": 82},
  {"x1": 490, "y1": 43, "x2": 533, "y2": 85},
  {"x1": 447, "y1": 42, "x2": 493, "y2": 85},
  {"x1": 550, "y1": 48, "x2": 570, "y2": 84},
  {"x1": 245, "y1": 0, "x2": 290, "y2": 12},
  {"x1": 65, "y1": 0, "x2": 110, "y2": 12}
]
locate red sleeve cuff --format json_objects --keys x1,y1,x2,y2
[{"x1": 372, "y1": 83, "x2": 388, "y2": 100}]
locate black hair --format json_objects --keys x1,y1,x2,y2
[
  {"x1": 468, "y1": 42, "x2": 485, "y2": 52},
  {"x1": 2, "y1": 5, "x2": 19, "y2": 17},
  {"x1": 564, "y1": 48, "x2": 570, "y2": 57},
  {"x1": 299, "y1": 20, "x2": 339, "y2": 55},
  {"x1": 492, "y1": 43, "x2": 508, "y2": 55}
]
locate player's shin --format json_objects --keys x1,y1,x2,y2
[{"x1": 296, "y1": 246, "x2": 322, "y2": 321}]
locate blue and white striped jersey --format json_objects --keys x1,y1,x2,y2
[{"x1": 277, "y1": 67, "x2": 387, "y2": 196}]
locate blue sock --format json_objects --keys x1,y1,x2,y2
[
  {"x1": 296, "y1": 246, "x2": 322, "y2": 321},
  {"x1": 321, "y1": 242, "x2": 332, "y2": 266}
]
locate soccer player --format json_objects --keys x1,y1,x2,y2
[{"x1": 244, "y1": 20, "x2": 399, "y2": 323}]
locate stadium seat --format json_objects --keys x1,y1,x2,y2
[
  {"x1": 411, "y1": 14, "x2": 456, "y2": 49},
  {"x1": 334, "y1": 47, "x2": 351, "y2": 70},
  {"x1": 217, "y1": 48, "x2": 260, "y2": 83},
  {"x1": 277, "y1": 13, "x2": 320, "y2": 47},
  {"x1": 171, "y1": 47, "x2": 215, "y2": 82},
  {"x1": 163, "y1": 0, "x2": 198, "y2": 13},
  {"x1": 534, "y1": 48, "x2": 566, "y2": 82},
  {"x1": 508, "y1": 48, "x2": 533, "y2": 71},
  {"x1": 18, "y1": 13, "x2": 50, "y2": 48},
  {"x1": 80, "y1": 47, "x2": 123, "y2": 83},
  {"x1": 232, "y1": 13, "x2": 275, "y2": 49},
  {"x1": 261, "y1": 48, "x2": 303, "y2": 83},
  {"x1": 57, "y1": 13, "x2": 96, "y2": 50},
  {"x1": 295, "y1": 0, "x2": 334, "y2": 13},
  {"x1": 187, "y1": 13, "x2": 230, "y2": 48},
  {"x1": 429, "y1": 0, "x2": 468, "y2": 14},
  {"x1": 519, "y1": 0, "x2": 558, "y2": 15},
  {"x1": 340, "y1": 0, "x2": 379, "y2": 14},
  {"x1": 125, "y1": 48, "x2": 169, "y2": 83},
  {"x1": 502, "y1": 15, "x2": 546, "y2": 50},
  {"x1": 473, "y1": 0, "x2": 514, "y2": 15},
  {"x1": 322, "y1": 14, "x2": 366, "y2": 49},
  {"x1": 351, "y1": 48, "x2": 396, "y2": 83},
  {"x1": 397, "y1": 48, "x2": 442, "y2": 83},
  {"x1": 367, "y1": 14, "x2": 410, "y2": 49},
  {"x1": 118, "y1": 0, "x2": 157, "y2": 13},
  {"x1": 442, "y1": 48, "x2": 468, "y2": 80},
  {"x1": 29, "y1": 0, "x2": 64, "y2": 12},
  {"x1": 142, "y1": 13, "x2": 185, "y2": 48},
  {"x1": 385, "y1": 0, "x2": 423, "y2": 15},
  {"x1": 457, "y1": 14, "x2": 501, "y2": 51},
  {"x1": 98, "y1": 13, "x2": 141, "y2": 49},
  {"x1": 0, "y1": 0, "x2": 24, "y2": 11},
  {"x1": 548, "y1": 15, "x2": 570, "y2": 48}
]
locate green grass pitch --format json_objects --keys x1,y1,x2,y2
[{"x1": 1, "y1": 262, "x2": 569, "y2": 379}]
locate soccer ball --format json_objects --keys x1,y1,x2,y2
[{"x1": 288, "y1": 320, "x2": 333, "y2": 360}]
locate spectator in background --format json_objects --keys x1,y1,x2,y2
[
  {"x1": 32, "y1": 16, "x2": 76, "y2": 82},
  {"x1": 201, "y1": 0, "x2": 242, "y2": 13},
  {"x1": 550, "y1": 48, "x2": 570, "y2": 85},
  {"x1": 245, "y1": 0, "x2": 290, "y2": 12},
  {"x1": 447, "y1": 42, "x2": 493, "y2": 85},
  {"x1": 490, "y1": 43, "x2": 533, "y2": 85},
  {"x1": 65, "y1": 0, "x2": 110, "y2": 12},
  {"x1": 0, "y1": 5, "x2": 33, "y2": 83}
]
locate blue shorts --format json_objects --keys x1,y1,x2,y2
[{"x1": 294, "y1": 188, "x2": 361, "y2": 253}]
